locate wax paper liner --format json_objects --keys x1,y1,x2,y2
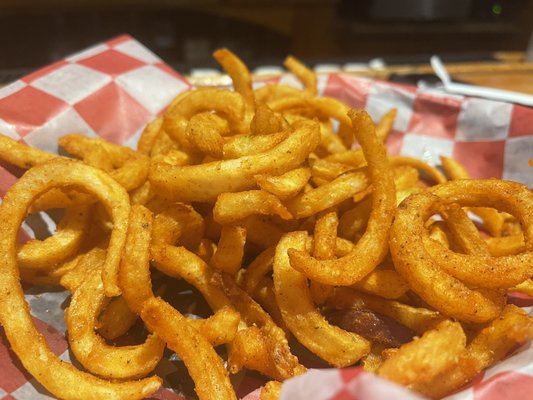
[{"x1": 0, "y1": 35, "x2": 532, "y2": 400}]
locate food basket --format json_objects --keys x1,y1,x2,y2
[{"x1": 0, "y1": 35, "x2": 531, "y2": 400}]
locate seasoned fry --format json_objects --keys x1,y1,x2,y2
[
  {"x1": 351, "y1": 269, "x2": 409, "y2": 300},
  {"x1": 151, "y1": 243, "x2": 305, "y2": 380},
  {"x1": 189, "y1": 305, "x2": 241, "y2": 347},
  {"x1": 273, "y1": 231, "x2": 370, "y2": 367},
  {"x1": 285, "y1": 171, "x2": 369, "y2": 219},
  {"x1": 97, "y1": 296, "x2": 138, "y2": 340},
  {"x1": 0, "y1": 159, "x2": 159, "y2": 399},
  {"x1": 163, "y1": 87, "x2": 246, "y2": 149},
  {"x1": 283, "y1": 55, "x2": 317, "y2": 95},
  {"x1": 223, "y1": 129, "x2": 290, "y2": 159},
  {"x1": 59, "y1": 134, "x2": 150, "y2": 191},
  {"x1": 151, "y1": 203, "x2": 205, "y2": 249},
  {"x1": 312, "y1": 210, "x2": 338, "y2": 260},
  {"x1": 288, "y1": 110, "x2": 396, "y2": 286},
  {"x1": 378, "y1": 320, "x2": 466, "y2": 387},
  {"x1": 260, "y1": 380, "x2": 282, "y2": 400},
  {"x1": 150, "y1": 119, "x2": 320, "y2": 202},
  {"x1": 59, "y1": 245, "x2": 108, "y2": 292},
  {"x1": 250, "y1": 102, "x2": 286, "y2": 135},
  {"x1": 487, "y1": 233, "x2": 525, "y2": 256},
  {"x1": 214, "y1": 190, "x2": 292, "y2": 224},
  {"x1": 440, "y1": 155, "x2": 504, "y2": 236},
  {"x1": 242, "y1": 246, "x2": 276, "y2": 294},
  {"x1": 17, "y1": 205, "x2": 91, "y2": 270},
  {"x1": 390, "y1": 179, "x2": 533, "y2": 322},
  {"x1": 310, "y1": 158, "x2": 354, "y2": 181},
  {"x1": 254, "y1": 83, "x2": 307, "y2": 104},
  {"x1": 66, "y1": 268, "x2": 165, "y2": 379},
  {"x1": 141, "y1": 297, "x2": 237, "y2": 400},
  {"x1": 186, "y1": 112, "x2": 226, "y2": 158},
  {"x1": 255, "y1": 167, "x2": 311, "y2": 200},
  {"x1": 390, "y1": 155, "x2": 446, "y2": 185},
  {"x1": 137, "y1": 116, "x2": 163, "y2": 155},
  {"x1": 212, "y1": 272, "x2": 306, "y2": 380},
  {"x1": 324, "y1": 148, "x2": 366, "y2": 167},
  {"x1": 211, "y1": 225, "x2": 247, "y2": 275},
  {"x1": 0, "y1": 133, "x2": 58, "y2": 168},
  {"x1": 413, "y1": 305, "x2": 533, "y2": 399},
  {"x1": 375, "y1": 108, "x2": 397, "y2": 143},
  {"x1": 241, "y1": 215, "x2": 285, "y2": 248},
  {"x1": 118, "y1": 205, "x2": 155, "y2": 313},
  {"x1": 214, "y1": 48, "x2": 255, "y2": 116}
]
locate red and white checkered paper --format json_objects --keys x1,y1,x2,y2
[{"x1": 0, "y1": 35, "x2": 532, "y2": 400}]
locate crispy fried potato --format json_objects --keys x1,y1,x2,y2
[
  {"x1": 163, "y1": 87, "x2": 246, "y2": 149},
  {"x1": 283, "y1": 56, "x2": 317, "y2": 95},
  {"x1": 390, "y1": 180, "x2": 533, "y2": 322},
  {"x1": 288, "y1": 110, "x2": 396, "y2": 286},
  {"x1": 211, "y1": 272, "x2": 306, "y2": 380},
  {"x1": 189, "y1": 305, "x2": 241, "y2": 347},
  {"x1": 214, "y1": 48, "x2": 254, "y2": 117},
  {"x1": 413, "y1": 305, "x2": 533, "y2": 399},
  {"x1": 118, "y1": 205, "x2": 155, "y2": 313},
  {"x1": 390, "y1": 156, "x2": 446, "y2": 185},
  {"x1": 351, "y1": 269, "x2": 409, "y2": 300},
  {"x1": 273, "y1": 231, "x2": 370, "y2": 367},
  {"x1": 214, "y1": 190, "x2": 292, "y2": 224},
  {"x1": 223, "y1": 129, "x2": 290, "y2": 159},
  {"x1": 285, "y1": 171, "x2": 369, "y2": 219},
  {"x1": 59, "y1": 245, "x2": 108, "y2": 292},
  {"x1": 376, "y1": 108, "x2": 397, "y2": 143},
  {"x1": 440, "y1": 155, "x2": 504, "y2": 236},
  {"x1": 0, "y1": 159, "x2": 160, "y2": 399},
  {"x1": 310, "y1": 158, "x2": 355, "y2": 181},
  {"x1": 151, "y1": 203, "x2": 204, "y2": 250},
  {"x1": 141, "y1": 297, "x2": 237, "y2": 400},
  {"x1": 255, "y1": 167, "x2": 311, "y2": 200},
  {"x1": 186, "y1": 112, "x2": 226, "y2": 158},
  {"x1": 137, "y1": 116, "x2": 163, "y2": 155},
  {"x1": 242, "y1": 246, "x2": 276, "y2": 294},
  {"x1": 0, "y1": 133, "x2": 58, "y2": 168},
  {"x1": 59, "y1": 134, "x2": 150, "y2": 191},
  {"x1": 378, "y1": 320, "x2": 466, "y2": 387},
  {"x1": 211, "y1": 225, "x2": 247, "y2": 275},
  {"x1": 150, "y1": 119, "x2": 320, "y2": 202},
  {"x1": 97, "y1": 296, "x2": 138, "y2": 340},
  {"x1": 17, "y1": 205, "x2": 91, "y2": 270},
  {"x1": 66, "y1": 269, "x2": 165, "y2": 379},
  {"x1": 151, "y1": 243, "x2": 304, "y2": 380},
  {"x1": 250, "y1": 102, "x2": 287, "y2": 135}
]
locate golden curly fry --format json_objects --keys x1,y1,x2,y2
[
  {"x1": 141, "y1": 297, "x2": 237, "y2": 400},
  {"x1": 0, "y1": 159, "x2": 159, "y2": 399},
  {"x1": 150, "y1": 119, "x2": 320, "y2": 202},
  {"x1": 288, "y1": 110, "x2": 396, "y2": 286},
  {"x1": 390, "y1": 179, "x2": 533, "y2": 322},
  {"x1": 274, "y1": 231, "x2": 370, "y2": 367}
]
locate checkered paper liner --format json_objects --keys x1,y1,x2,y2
[{"x1": 0, "y1": 35, "x2": 532, "y2": 400}]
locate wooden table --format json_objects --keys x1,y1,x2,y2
[
  {"x1": 453, "y1": 70, "x2": 533, "y2": 95},
  {"x1": 189, "y1": 52, "x2": 533, "y2": 96},
  {"x1": 357, "y1": 53, "x2": 533, "y2": 95}
]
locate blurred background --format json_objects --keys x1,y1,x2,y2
[{"x1": 1, "y1": 0, "x2": 533, "y2": 86}]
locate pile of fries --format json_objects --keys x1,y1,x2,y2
[{"x1": 0, "y1": 48, "x2": 532, "y2": 400}]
